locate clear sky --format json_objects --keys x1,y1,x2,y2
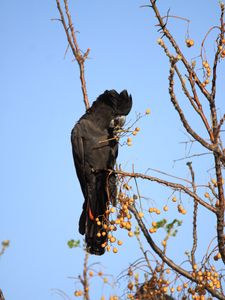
[{"x1": 1, "y1": 1, "x2": 225, "y2": 300}]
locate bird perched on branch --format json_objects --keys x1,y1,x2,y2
[{"x1": 71, "y1": 89, "x2": 132, "y2": 255}]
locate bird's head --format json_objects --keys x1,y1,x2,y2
[
  {"x1": 103, "y1": 89, "x2": 132, "y2": 117},
  {"x1": 86, "y1": 89, "x2": 132, "y2": 130}
]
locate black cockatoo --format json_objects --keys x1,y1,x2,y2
[{"x1": 71, "y1": 89, "x2": 132, "y2": 255}]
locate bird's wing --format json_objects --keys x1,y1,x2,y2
[
  {"x1": 71, "y1": 123, "x2": 89, "y2": 235},
  {"x1": 71, "y1": 124, "x2": 86, "y2": 197}
]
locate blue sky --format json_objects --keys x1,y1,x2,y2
[{"x1": 1, "y1": 1, "x2": 225, "y2": 299}]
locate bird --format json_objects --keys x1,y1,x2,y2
[{"x1": 71, "y1": 89, "x2": 132, "y2": 255}]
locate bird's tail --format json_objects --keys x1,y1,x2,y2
[{"x1": 79, "y1": 172, "x2": 116, "y2": 255}]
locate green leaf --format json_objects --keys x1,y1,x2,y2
[{"x1": 67, "y1": 239, "x2": 80, "y2": 248}]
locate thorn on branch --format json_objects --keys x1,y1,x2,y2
[{"x1": 51, "y1": 18, "x2": 62, "y2": 22}]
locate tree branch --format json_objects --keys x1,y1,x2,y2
[
  {"x1": 129, "y1": 204, "x2": 225, "y2": 300},
  {"x1": 55, "y1": 0, "x2": 90, "y2": 110},
  {"x1": 187, "y1": 162, "x2": 198, "y2": 268},
  {"x1": 112, "y1": 169, "x2": 216, "y2": 213}
]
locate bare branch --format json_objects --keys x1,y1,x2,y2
[
  {"x1": 187, "y1": 162, "x2": 198, "y2": 267},
  {"x1": 113, "y1": 169, "x2": 216, "y2": 213},
  {"x1": 168, "y1": 62, "x2": 214, "y2": 152},
  {"x1": 149, "y1": 0, "x2": 212, "y2": 102},
  {"x1": 55, "y1": 0, "x2": 90, "y2": 110},
  {"x1": 211, "y1": 3, "x2": 225, "y2": 103}
]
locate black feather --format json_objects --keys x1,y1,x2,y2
[{"x1": 71, "y1": 89, "x2": 132, "y2": 255}]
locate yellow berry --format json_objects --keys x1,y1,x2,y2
[
  {"x1": 172, "y1": 196, "x2": 177, "y2": 202},
  {"x1": 113, "y1": 247, "x2": 118, "y2": 253},
  {"x1": 127, "y1": 282, "x2": 134, "y2": 291},
  {"x1": 135, "y1": 127, "x2": 140, "y2": 132},
  {"x1": 162, "y1": 240, "x2": 167, "y2": 247},
  {"x1": 145, "y1": 108, "x2": 151, "y2": 115},
  {"x1": 163, "y1": 205, "x2": 169, "y2": 212},
  {"x1": 74, "y1": 290, "x2": 83, "y2": 297},
  {"x1": 215, "y1": 200, "x2": 220, "y2": 207},
  {"x1": 110, "y1": 207, "x2": 115, "y2": 213},
  {"x1": 110, "y1": 236, "x2": 116, "y2": 243},
  {"x1": 211, "y1": 178, "x2": 217, "y2": 185},
  {"x1": 186, "y1": 39, "x2": 194, "y2": 47},
  {"x1": 138, "y1": 212, "x2": 144, "y2": 218},
  {"x1": 89, "y1": 271, "x2": 94, "y2": 277},
  {"x1": 203, "y1": 61, "x2": 209, "y2": 68},
  {"x1": 193, "y1": 264, "x2": 198, "y2": 270},
  {"x1": 117, "y1": 240, "x2": 123, "y2": 246},
  {"x1": 128, "y1": 231, "x2": 134, "y2": 237},
  {"x1": 126, "y1": 223, "x2": 132, "y2": 230},
  {"x1": 214, "y1": 252, "x2": 221, "y2": 261},
  {"x1": 204, "y1": 192, "x2": 210, "y2": 198}
]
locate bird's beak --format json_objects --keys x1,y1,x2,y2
[{"x1": 109, "y1": 116, "x2": 126, "y2": 128}]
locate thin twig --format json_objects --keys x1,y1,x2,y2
[
  {"x1": 146, "y1": 167, "x2": 192, "y2": 184},
  {"x1": 83, "y1": 251, "x2": 90, "y2": 300},
  {"x1": 173, "y1": 152, "x2": 211, "y2": 163},
  {"x1": 135, "y1": 228, "x2": 154, "y2": 273}
]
